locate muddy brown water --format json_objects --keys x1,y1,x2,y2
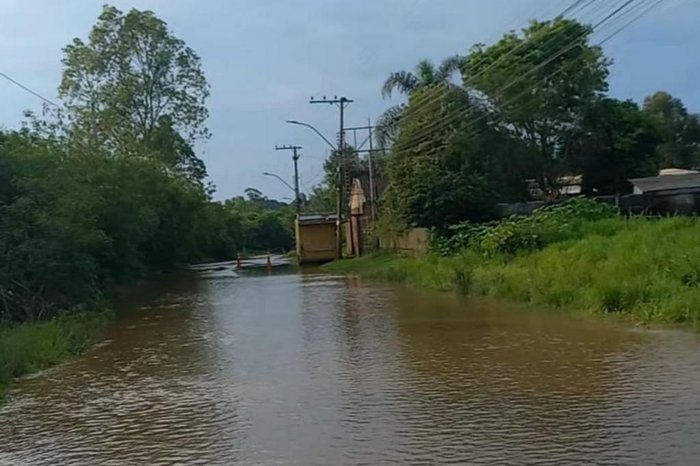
[{"x1": 1, "y1": 270, "x2": 700, "y2": 465}]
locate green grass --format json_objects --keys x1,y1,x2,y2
[
  {"x1": 0, "y1": 310, "x2": 111, "y2": 400},
  {"x1": 325, "y1": 216, "x2": 700, "y2": 329}
]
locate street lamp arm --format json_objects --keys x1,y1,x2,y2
[
  {"x1": 262, "y1": 172, "x2": 295, "y2": 193},
  {"x1": 286, "y1": 120, "x2": 337, "y2": 151}
]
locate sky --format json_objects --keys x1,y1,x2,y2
[{"x1": 1, "y1": 0, "x2": 698, "y2": 201}]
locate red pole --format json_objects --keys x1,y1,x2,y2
[
  {"x1": 266, "y1": 252, "x2": 272, "y2": 272},
  {"x1": 236, "y1": 253, "x2": 243, "y2": 271}
]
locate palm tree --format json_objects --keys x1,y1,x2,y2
[{"x1": 376, "y1": 56, "x2": 464, "y2": 147}]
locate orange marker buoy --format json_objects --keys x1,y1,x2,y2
[
  {"x1": 266, "y1": 252, "x2": 272, "y2": 272},
  {"x1": 236, "y1": 253, "x2": 243, "y2": 271}
]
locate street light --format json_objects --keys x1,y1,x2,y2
[
  {"x1": 286, "y1": 119, "x2": 337, "y2": 151},
  {"x1": 262, "y1": 172, "x2": 295, "y2": 193}
]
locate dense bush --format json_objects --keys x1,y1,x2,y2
[
  {"x1": 432, "y1": 198, "x2": 617, "y2": 256},
  {"x1": 0, "y1": 133, "x2": 202, "y2": 322},
  {"x1": 431, "y1": 222, "x2": 495, "y2": 256},
  {"x1": 0, "y1": 131, "x2": 293, "y2": 324},
  {"x1": 472, "y1": 216, "x2": 700, "y2": 325}
]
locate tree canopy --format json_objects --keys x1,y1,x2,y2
[
  {"x1": 642, "y1": 91, "x2": 700, "y2": 169},
  {"x1": 0, "y1": 6, "x2": 293, "y2": 324},
  {"x1": 59, "y1": 5, "x2": 210, "y2": 181},
  {"x1": 376, "y1": 56, "x2": 463, "y2": 148},
  {"x1": 376, "y1": 17, "x2": 699, "y2": 227}
]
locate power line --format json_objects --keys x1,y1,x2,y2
[
  {"x1": 399, "y1": 0, "x2": 667, "y2": 158},
  {"x1": 373, "y1": 2, "x2": 584, "y2": 149},
  {"x1": 387, "y1": 0, "x2": 606, "y2": 141},
  {"x1": 393, "y1": 0, "x2": 621, "y2": 148},
  {"x1": 0, "y1": 71, "x2": 60, "y2": 108},
  {"x1": 387, "y1": 0, "x2": 597, "y2": 110},
  {"x1": 454, "y1": 0, "x2": 662, "y2": 146},
  {"x1": 393, "y1": 0, "x2": 644, "y2": 151},
  {"x1": 301, "y1": 168, "x2": 326, "y2": 191},
  {"x1": 599, "y1": 0, "x2": 666, "y2": 44}
]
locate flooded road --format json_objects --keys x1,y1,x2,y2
[{"x1": 2, "y1": 270, "x2": 700, "y2": 465}]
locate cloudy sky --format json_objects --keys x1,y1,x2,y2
[{"x1": 0, "y1": 0, "x2": 697, "y2": 200}]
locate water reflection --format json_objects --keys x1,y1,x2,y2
[{"x1": 1, "y1": 271, "x2": 700, "y2": 465}]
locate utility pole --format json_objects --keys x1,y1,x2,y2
[
  {"x1": 310, "y1": 96, "x2": 353, "y2": 259},
  {"x1": 367, "y1": 118, "x2": 376, "y2": 220},
  {"x1": 275, "y1": 145, "x2": 302, "y2": 216},
  {"x1": 345, "y1": 122, "x2": 381, "y2": 220}
]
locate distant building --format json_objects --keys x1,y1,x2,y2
[
  {"x1": 629, "y1": 170, "x2": 700, "y2": 214},
  {"x1": 658, "y1": 168, "x2": 700, "y2": 176},
  {"x1": 526, "y1": 175, "x2": 583, "y2": 200},
  {"x1": 295, "y1": 213, "x2": 338, "y2": 264}
]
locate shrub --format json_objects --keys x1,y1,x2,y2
[
  {"x1": 432, "y1": 198, "x2": 617, "y2": 257},
  {"x1": 0, "y1": 310, "x2": 110, "y2": 397},
  {"x1": 431, "y1": 221, "x2": 495, "y2": 256}
]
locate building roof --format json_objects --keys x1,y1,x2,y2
[
  {"x1": 629, "y1": 173, "x2": 700, "y2": 194},
  {"x1": 297, "y1": 213, "x2": 338, "y2": 225},
  {"x1": 659, "y1": 168, "x2": 700, "y2": 176}
]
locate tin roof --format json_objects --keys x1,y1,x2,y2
[
  {"x1": 659, "y1": 168, "x2": 700, "y2": 176},
  {"x1": 629, "y1": 173, "x2": 700, "y2": 194},
  {"x1": 297, "y1": 213, "x2": 338, "y2": 225}
]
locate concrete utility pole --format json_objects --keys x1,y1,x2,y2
[
  {"x1": 274, "y1": 145, "x2": 302, "y2": 216},
  {"x1": 310, "y1": 96, "x2": 353, "y2": 259}
]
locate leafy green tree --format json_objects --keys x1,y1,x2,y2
[
  {"x1": 0, "y1": 6, "x2": 219, "y2": 323},
  {"x1": 322, "y1": 146, "x2": 366, "y2": 189},
  {"x1": 568, "y1": 98, "x2": 660, "y2": 194},
  {"x1": 464, "y1": 19, "x2": 610, "y2": 192},
  {"x1": 244, "y1": 187, "x2": 264, "y2": 201},
  {"x1": 386, "y1": 85, "x2": 502, "y2": 227},
  {"x1": 377, "y1": 56, "x2": 463, "y2": 148},
  {"x1": 643, "y1": 91, "x2": 700, "y2": 169},
  {"x1": 0, "y1": 132, "x2": 108, "y2": 321},
  {"x1": 222, "y1": 194, "x2": 294, "y2": 253},
  {"x1": 59, "y1": 5, "x2": 210, "y2": 181},
  {"x1": 381, "y1": 57, "x2": 463, "y2": 98},
  {"x1": 304, "y1": 184, "x2": 336, "y2": 213}
]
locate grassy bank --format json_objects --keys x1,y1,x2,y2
[
  {"x1": 325, "y1": 216, "x2": 700, "y2": 329},
  {"x1": 0, "y1": 310, "x2": 111, "y2": 400}
]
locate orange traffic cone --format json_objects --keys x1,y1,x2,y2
[{"x1": 236, "y1": 253, "x2": 243, "y2": 271}]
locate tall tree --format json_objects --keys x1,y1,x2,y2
[
  {"x1": 59, "y1": 5, "x2": 210, "y2": 181},
  {"x1": 376, "y1": 56, "x2": 463, "y2": 148},
  {"x1": 464, "y1": 19, "x2": 610, "y2": 193},
  {"x1": 386, "y1": 85, "x2": 503, "y2": 227},
  {"x1": 322, "y1": 145, "x2": 366, "y2": 190},
  {"x1": 643, "y1": 91, "x2": 700, "y2": 169},
  {"x1": 568, "y1": 98, "x2": 660, "y2": 195}
]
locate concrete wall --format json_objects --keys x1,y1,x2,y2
[
  {"x1": 650, "y1": 193, "x2": 699, "y2": 214},
  {"x1": 379, "y1": 228, "x2": 429, "y2": 257},
  {"x1": 496, "y1": 195, "x2": 648, "y2": 218},
  {"x1": 296, "y1": 222, "x2": 337, "y2": 264}
]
